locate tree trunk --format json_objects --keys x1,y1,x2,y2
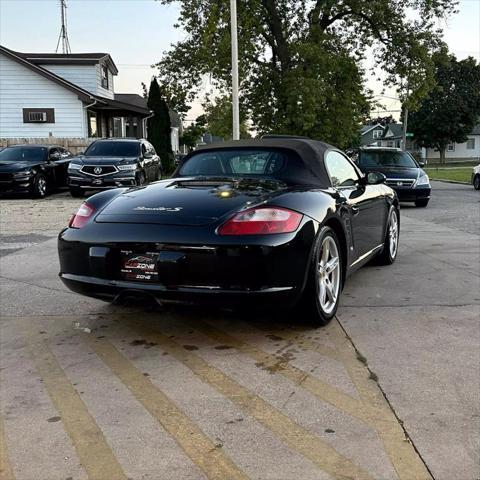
[{"x1": 439, "y1": 147, "x2": 446, "y2": 164}]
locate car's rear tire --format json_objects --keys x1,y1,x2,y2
[
  {"x1": 415, "y1": 199, "x2": 429, "y2": 207},
  {"x1": 69, "y1": 187, "x2": 84, "y2": 198},
  {"x1": 32, "y1": 173, "x2": 47, "y2": 198},
  {"x1": 474, "y1": 175, "x2": 480, "y2": 190},
  {"x1": 376, "y1": 207, "x2": 399, "y2": 265},
  {"x1": 297, "y1": 226, "x2": 342, "y2": 327}
]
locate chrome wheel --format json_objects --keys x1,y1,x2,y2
[
  {"x1": 317, "y1": 236, "x2": 340, "y2": 314},
  {"x1": 37, "y1": 176, "x2": 47, "y2": 196},
  {"x1": 388, "y1": 210, "x2": 399, "y2": 258}
]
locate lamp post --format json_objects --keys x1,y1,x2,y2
[{"x1": 230, "y1": 0, "x2": 240, "y2": 140}]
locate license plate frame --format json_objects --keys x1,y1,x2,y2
[{"x1": 120, "y1": 250, "x2": 159, "y2": 282}]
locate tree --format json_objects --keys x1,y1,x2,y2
[
  {"x1": 203, "y1": 96, "x2": 250, "y2": 140},
  {"x1": 409, "y1": 53, "x2": 480, "y2": 163},
  {"x1": 155, "y1": 0, "x2": 456, "y2": 149},
  {"x1": 180, "y1": 116, "x2": 207, "y2": 151},
  {"x1": 367, "y1": 115, "x2": 397, "y2": 126},
  {"x1": 146, "y1": 78, "x2": 173, "y2": 171}
]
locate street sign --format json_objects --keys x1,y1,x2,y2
[{"x1": 406, "y1": 133, "x2": 414, "y2": 137}]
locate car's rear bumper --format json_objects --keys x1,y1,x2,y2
[
  {"x1": 58, "y1": 220, "x2": 316, "y2": 308},
  {"x1": 394, "y1": 186, "x2": 431, "y2": 202},
  {"x1": 59, "y1": 273, "x2": 298, "y2": 308}
]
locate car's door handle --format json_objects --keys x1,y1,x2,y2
[{"x1": 350, "y1": 206, "x2": 360, "y2": 216}]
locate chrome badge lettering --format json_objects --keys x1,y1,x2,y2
[{"x1": 134, "y1": 206, "x2": 183, "y2": 212}]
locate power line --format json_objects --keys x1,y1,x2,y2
[{"x1": 55, "y1": 0, "x2": 71, "y2": 54}]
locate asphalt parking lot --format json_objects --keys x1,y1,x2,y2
[{"x1": 0, "y1": 181, "x2": 479, "y2": 480}]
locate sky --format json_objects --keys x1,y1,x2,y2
[{"x1": 1, "y1": 0, "x2": 479, "y2": 120}]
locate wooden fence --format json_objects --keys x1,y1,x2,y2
[{"x1": 0, "y1": 138, "x2": 95, "y2": 154}]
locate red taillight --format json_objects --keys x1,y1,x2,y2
[
  {"x1": 69, "y1": 202, "x2": 96, "y2": 229},
  {"x1": 218, "y1": 207, "x2": 303, "y2": 235}
]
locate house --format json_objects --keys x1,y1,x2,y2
[
  {"x1": 0, "y1": 45, "x2": 152, "y2": 142},
  {"x1": 360, "y1": 123, "x2": 404, "y2": 148},
  {"x1": 423, "y1": 124, "x2": 480, "y2": 163}
]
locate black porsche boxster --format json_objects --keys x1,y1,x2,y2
[{"x1": 58, "y1": 138, "x2": 400, "y2": 325}]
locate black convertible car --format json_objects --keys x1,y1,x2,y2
[
  {"x1": 0, "y1": 145, "x2": 72, "y2": 197},
  {"x1": 59, "y1": 138, "x2": 400, "y2": 325}
]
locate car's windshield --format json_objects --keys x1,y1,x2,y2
[
  {"x1": 84, "y1": 141, "x2": 140, "y2": 157},
  {"x1": 359, "y1": 150, "x2": 418, "y2": 168},
  {"x1": 0, "y1": 147, "x2": 47, "y2": 163},
  {"x1": 179, "y1": 149, "x2": 291, "y2": 177}
]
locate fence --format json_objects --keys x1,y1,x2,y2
[{"x1": 0, "y1": 138, "x2": 96, "y2": 154}]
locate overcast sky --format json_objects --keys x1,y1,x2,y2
[{"x1": 1, "y1": 0, "x2": 479, "y2": 120}]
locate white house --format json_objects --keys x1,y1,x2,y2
[
  {"x1": 423, "y1": 125, "x2": 480, "y2": 163},
  {"x1": 0, "y1": 45, "x2": 152, "y2": 141}
]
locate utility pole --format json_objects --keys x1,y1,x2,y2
[
  {"x1": 402, "y1": 80, "x2": 409, "y2": 151},
  {"x1": 230, "y1": 0, "x2": 240, "y2": 140},
  {"x1": 56, "y1": 0, "x2": 71, "y2": 54}
]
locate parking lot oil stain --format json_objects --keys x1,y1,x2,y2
[
  {"x1": 214, "y1": 345, "x2": 233, "y2": 350},
  {"x1": 266, "y1": 334, "x2": 283, "y2": 341},
  {"x1": 183, "y1": 345, "x2": 199, "y2": 351},
  {"x1": 325, "y1": 428, "x2": 335, "y2": 434},
  {"x1": 143, "y1": 373, "x2": 150, "y2": 377},
  {"x1": 47, "y1": 416, "x2": 61, "y2": 423}
]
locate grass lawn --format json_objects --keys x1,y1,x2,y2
[{"x1": 425, "y1": 167, "x2": 472, "y2": 183}]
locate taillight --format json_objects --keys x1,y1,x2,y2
[
  {"x1": 218, "y1": 207, "x2": 303, "y2": 235},
  {"x1": 69, "y1": 202, "x2": 96, "y2": 229}
]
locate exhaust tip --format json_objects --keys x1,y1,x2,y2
[{"x1": 113, "y1": 290, "x2": 163, "y2": 309}]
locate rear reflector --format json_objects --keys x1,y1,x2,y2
[
  {"x1": 218, "y1": 207, "x2": 302, "y2": 235},
  {"x1": 69, "y1": 202, "x2": 96, "y2": 229}
]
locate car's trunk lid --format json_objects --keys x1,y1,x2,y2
[{"x1": 95, "y1": 177, "x2": 288, "y2": 226}]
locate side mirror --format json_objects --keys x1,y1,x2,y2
[
  {"x1": 49, "y1": 152, "x2": 61, "y2": 161},
  {"x1": 367, "y1": 171, "x2": 386, "y2": 185},
  {"x1": 77, "y1": 151, "x2": 85, "y2": 156},
  {"x1": 418, "y1": 160, "x2": 426, "y2": 167}
]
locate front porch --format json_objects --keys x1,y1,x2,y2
[{"x1": 86, "y1": 94, "x2": 151, "y2": 139}]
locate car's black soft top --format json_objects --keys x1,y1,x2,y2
[{"x1": 184, "y1": 138, "x2": 339, "y2": 188}]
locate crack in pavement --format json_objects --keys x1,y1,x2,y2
[{"x1": 335, "y1": 315, "x2": 437, "y2": 480}]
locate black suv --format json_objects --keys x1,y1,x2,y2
[
  {"x1": 0, "y1": 144, "x2": 72, "y2": 198},
  {"x1": 353, "y1": 147, "x2": 431, "y2": 207},
  {"x1": 67, "y1": 138, "x2": 162, "y2": 197}
]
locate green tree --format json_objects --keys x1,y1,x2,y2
[
  {"x1": 180, "y1": 116, "x2": 207, "y2": 151},
  {"x1": 203, "y1": 96, "x2": 250, "y2": 140},
  {"x1": 155, "y1": 0, "x2": 456, "y2": 149},
  {"x1": 409, "y1": 53, "x2": 480, "y2": 163},
  {"x1": 146, "y1": 78, "x2": 173, "y2": 171}
]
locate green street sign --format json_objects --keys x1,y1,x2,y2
[{"x1": 406, "y1": 132, "x2": 414, "y2": 137}]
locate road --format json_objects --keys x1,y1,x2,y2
[{"x1": 0, "y1": 181, "x2": 478, "y2": 480}]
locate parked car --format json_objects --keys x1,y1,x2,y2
[
  {"x1": 59, "y1": 138, "x2": 400, "y2": 326},
  {"x1": 472, "y1": 164, "x2": 480, "y2": 190},
  {"x1": 67, "y1": 138, "x2": 162, "y2": 197},
  {"x1": 0, "y1": 145, "x2": 72, "y2": 198},
  {"x1": 174, "y1": 153, "x2": 186, "y2": 167},
  {"x1": 352, "y1": 147, "x2": 431, "y2": 207}
]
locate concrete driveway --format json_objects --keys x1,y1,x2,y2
[{"x1": 0, "y1": 181, "x2": 478, "y2": 480}]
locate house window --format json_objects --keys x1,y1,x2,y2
[
  {"x1": 466, "y1": 138, "x2": 475, "y2": 150},
  {"x1": 101, "y1": 65, "x2": 109, "y2": 89},
  {"x1": 386, "y1": 141, "x2": 394, "y2": 148},
  {"x1": 447, "y1": 142, "x2": 455, "y2": 152},
  {"x1": 373, "y1": 130, "x2": 382, "y2": 139},
  {"x1": 88, "y1": 111, "x2": 98, "y2": 137},
  {"x1": 23, "y1": 108, "x2": 55, "y2": 123}
]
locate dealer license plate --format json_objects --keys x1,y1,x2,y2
[{"x1": 120, "y1": 250, "x2": 159, "y2": 282}]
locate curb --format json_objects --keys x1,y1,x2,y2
[{"x1": 430, "y1": 179, "x2": 470, "y2": 185}]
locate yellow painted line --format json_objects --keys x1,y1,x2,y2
[
  {"x1": 87, "y1": 337, "x2": 249, "y2": 480},
  {"x1": 28, "y1": 335, "x2": 127, "y2": 480},
  {"x1": 0, "y1": 416, "x2": 15, "y2": 480},
  {"x1": 128, "y1": 320, "x2": 374, "y2": 480},
  {"x1": 189, "y1": 318, "x2": 375, "y2": 424},
  {"x1": 282, "y1": 321, "x2": 432, "y2": 480}
]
